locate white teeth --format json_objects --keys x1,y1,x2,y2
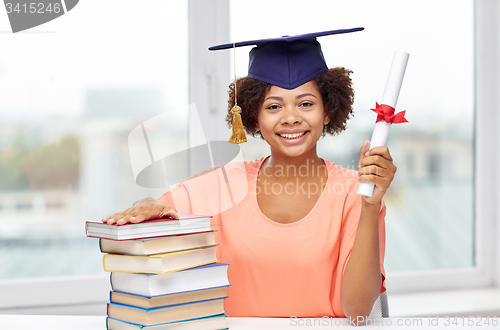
[{"x1": 279, "y1": 132, "x2": 306, "y2": 139}]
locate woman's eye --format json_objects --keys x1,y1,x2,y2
[
  {"x1": 300, "y1": 102, "x2": 313, "y2": 108},
  {"x1": 267, "y1": 104, "x2": 280, "y2": 110}
]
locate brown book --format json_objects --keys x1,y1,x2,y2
[
  {"x1": 110, "y1": 286, "x2": 228, "y2": 309},
  {"x1": 99, "y1": 231, "x2": 216, "y2": 256}
]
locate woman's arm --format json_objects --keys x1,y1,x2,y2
[
  {"x1": 340, "y1": 140, "x2": 396, "y2": 321},
  {"x1": 340, "y1": 200, "x2": 383, "y2": 320}
]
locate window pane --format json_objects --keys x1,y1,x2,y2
[
  {"x1": 230, "y1": 0, "x2": 474, "y2": 272},
  {"x1": 0, "y1": 1, "x2": 188, "y2": 279}
]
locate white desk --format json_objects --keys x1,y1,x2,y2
[{"x1": 0, "y1": 315, "x2": 497, "y2": 329}]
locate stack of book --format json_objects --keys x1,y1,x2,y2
[{"x1": 86, "y1": 214, "x2": 230, "y2": 330}]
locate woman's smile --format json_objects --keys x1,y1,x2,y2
[{"x1": 276, "y1": 130, "x2": 310, "y2": 144}]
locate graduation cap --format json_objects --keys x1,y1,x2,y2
[{"x1": 209, "y1": 27, "x2": 364, "y2": 143}]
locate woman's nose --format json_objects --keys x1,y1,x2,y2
[{"x1": 280, "y1": 107, "x2": 302, "y2": 125}]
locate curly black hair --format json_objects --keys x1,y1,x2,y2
[{"x1": 225, "y1": 67, "x2": 355, "y2": 138}]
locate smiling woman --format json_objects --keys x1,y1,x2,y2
[{"x1": 102, "y1": 28, "x2": 396, "y2": 320}]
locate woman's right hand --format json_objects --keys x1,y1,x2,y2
[{"x1": 101, "y1": 197, "x2": 179, "y2": 225}]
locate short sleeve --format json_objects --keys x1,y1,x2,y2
[
  {"x1": 157, "y1": 182, "x2": 191, "y2": 213},
  {"x1": 156, "y1": 162, "x2": 249, "y2": 217}
]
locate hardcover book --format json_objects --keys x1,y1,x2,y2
[
  {"x1": 99, "y1": 231, "x2": 216, "y2": 256},
  {"x1": 86, "y1": 214, "x2": 211, "y2": 241},
  {"x1": 106, "y1": 314, "x2": 228, "y2": 330},
  {"x1": 103, "y1": 246, "x2": 217, "y2": 274},
  {"x1": 110, "y1": 263, "x2": 230, "y2": 297},
  {"x1": 107, "y1": 298, "x2": 226, "y2": 326},
  {"x1": 110, "y1": 285, "x2": 229, "y2": 309}
]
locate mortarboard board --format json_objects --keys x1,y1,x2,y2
[{"x1": 209, "y1": 27, "x2": 364, "y2": 90}]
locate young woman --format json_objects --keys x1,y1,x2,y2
[{"x1": 102, "y1": 29, "x2": 396, "y2": 320}]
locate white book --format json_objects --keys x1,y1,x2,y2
[
  {"x1": 86, "y1": 214, "x2": 211, "y2": 241},
  {"x1": 111, "y1": 263, "x2": 230, "y2": 297}
]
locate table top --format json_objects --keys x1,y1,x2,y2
[{"x1": 0, "y1": 314, "x2": 496, "y2": 329}]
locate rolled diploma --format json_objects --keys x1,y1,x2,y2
[{"x1": 357, "y1": 50, "x2": 409, "y2": 197}]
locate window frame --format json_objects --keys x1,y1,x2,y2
[{"x1": 387, "y1": 0, "x2": 498, "y2": 293}]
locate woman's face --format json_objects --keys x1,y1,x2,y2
[{"x1": 256, "y1": 80, "x2": 330, "y2": 159}]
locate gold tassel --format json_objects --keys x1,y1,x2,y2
[
  {"x1": 228, "y1": 43, "x2": 247, "y2": 144},
  {"x1": 229, "y1": 104, "x2": 246, "y2": 144}
]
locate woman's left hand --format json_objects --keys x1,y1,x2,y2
[{"x1": 358, "y1": 140, "x2": 397, "y2": 205}]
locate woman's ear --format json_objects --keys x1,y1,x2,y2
[
  {"x1": 255, "y1": 122, "x2": 260, "y2": 131},
  {"x1": 323, "y1": 114, "x2": 330, "y2": 125}
]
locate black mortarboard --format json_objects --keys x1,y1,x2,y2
[{"x1": 209, "y1": 27, "x2": 364, "y2": 89}]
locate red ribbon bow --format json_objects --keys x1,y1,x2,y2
[{"x1": 371, "y1": 103, "x2": 408, "y2": 124}]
